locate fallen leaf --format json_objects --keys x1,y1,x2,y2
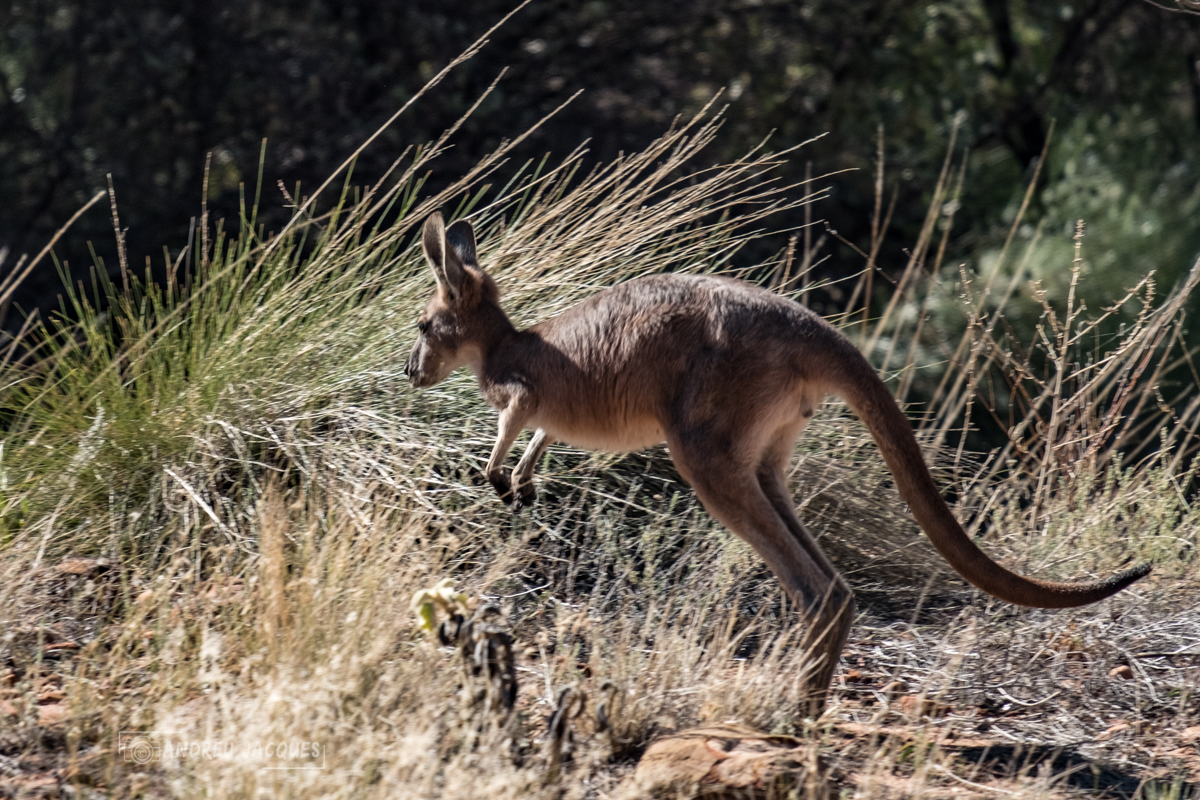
[
  {"x1": 1097, "y1": 722, "x2": 1131, "y2": 741},
  {"x1": 896, "y1": 695, "x2": 948, "y2": 718},
  {"x1": 1108, "y1": 665, "x2": 1134, "y2": 681}
]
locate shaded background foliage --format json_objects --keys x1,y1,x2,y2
[{"x1": 1, "y1": 0, "x2": 1199, "y2": 326}]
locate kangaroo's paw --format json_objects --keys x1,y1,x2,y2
[
  {"x1": 512, "y1": 479, "x2": 537, "y2": 509},
  {"x1": 488, "y1": 471, "x2": 513, "y2": 503}
]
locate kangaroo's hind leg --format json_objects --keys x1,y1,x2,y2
[
  {"x1": 668, "y1": 434, "x2": 851, "y2": 715},
  {"x1": 757, "y1": 436, "x2": 856, "y2": 715}
]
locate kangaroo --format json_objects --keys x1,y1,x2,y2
[{"x1": 405, "y1": 211, "x2": 1150, "y2": 713}]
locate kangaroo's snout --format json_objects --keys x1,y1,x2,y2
[
  {"x1": 403, "y1": 344, "x2": 416, "y2": 382},
  {"x1": 404, "y1": 337, "x2": 449, "y2": 388},
  {"x1": 403, "y1": 342, "x2": 427, "y2": 387}
]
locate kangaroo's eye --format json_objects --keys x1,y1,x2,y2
[{"x1": 417, "y1": 320, "x2": 430, "y2": 334}]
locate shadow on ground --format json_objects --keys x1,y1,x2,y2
[{"x1": 950, "y1": 741, "x2": 1188, "y2": 797}]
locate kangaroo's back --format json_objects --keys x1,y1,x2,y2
[
  {"x1": 530, "y1": 275, "x2": 849, "y2": 391},
  {"x1": 507, "y1": 273, "x2": 843, "y2": 450}
]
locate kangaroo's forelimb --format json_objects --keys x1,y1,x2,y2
[
  {"x1": 486, "y1": 395, "x2": 534, "y2": 507},
  {"x1": 513, "y1": 428, "x2": 553, "y2": 507}
]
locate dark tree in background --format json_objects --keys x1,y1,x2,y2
[{"x1": 1, "y1": 0, "x2": 1199, "y2": 322}]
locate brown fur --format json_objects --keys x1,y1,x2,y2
[{"x1": 406, "y1": 212, "x2": 1150, "y2": 713}]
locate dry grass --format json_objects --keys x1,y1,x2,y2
[{"x1": 1, "y1": 55, "x2": 1199, "y2": 800}]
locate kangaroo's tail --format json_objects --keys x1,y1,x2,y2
[{"x1": 827, "y1": 348, "x2": 1149, "y2": 608}]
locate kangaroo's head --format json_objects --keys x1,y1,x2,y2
[{"x1": 405, "y1": 212, "x2": 507, "y2": 388}]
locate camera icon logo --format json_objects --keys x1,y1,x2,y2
[{"x1": 119, "y1": 733, "x2": 161, "y2": 765}]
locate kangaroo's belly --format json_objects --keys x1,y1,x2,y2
[{"x1": 535, "y1": 412, "x2": 665, "y2": 453}]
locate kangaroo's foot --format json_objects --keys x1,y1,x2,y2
[{"x1": 512, "y1": 478, "x2": 537, "y2": 509}]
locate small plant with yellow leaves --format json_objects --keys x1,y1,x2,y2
[{"x1": 410, "y1": 578, "x2": 470, "y2": 636}]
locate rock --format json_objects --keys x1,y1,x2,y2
[
  {"x1": 1180, "y1": 725, "x2": 1200, "y2": 744},
  {"x1": 622, "y1": 723, "x2": 830, "y2": 799},
  {"x1": 37, "y1": 703, "x2": 67, "y2": 726},
  {"x1": 56, "y1": 557, "x2": 111, "y2": 575}
]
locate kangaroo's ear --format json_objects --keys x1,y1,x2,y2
[
  {"x1": 421, "y1": 212, "x2": 465, "y2": 301},
  {"x1": 444, "y1": 219, "x2": 479, "y2": 268}
]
